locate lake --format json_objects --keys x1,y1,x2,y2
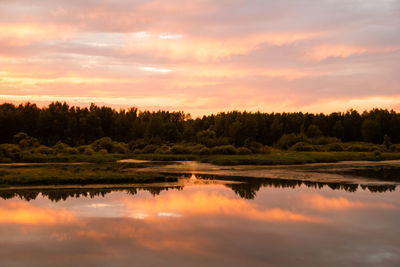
[{"x1": 1, "y1": 170, "x2": 400, "y2": 266}]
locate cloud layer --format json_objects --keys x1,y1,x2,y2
[{"x1": 0, "y1": 0, "x2": 399, "y2": 115}]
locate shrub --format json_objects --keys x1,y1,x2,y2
[
  {"x1": 83, "y1": 147, "x2": 95, "y2": 155},
  {"x1": 0, "y1": 144, "x2": 21, "y2": 161},
  {"x1": 260, "y1": 146, "x2": 273, "y2": 154},
  {"x1": 308, "y1": 136, "x2": 341, "y2": 145},
  {"x1": 187, "y1": 144, "x2": 208, "y2": 155},
  {"x1": 196, "y1": 147, "x2": 211, "y2": 155},
  {"x1": 155, "y1": 145, "x2": 171, "y2": 154},
  {"x1": 133, "y1": 149, "x2": 142, "y2": 154},
  {"x1": 170, "y1": 144, "x2": 190, "y2": 154},
  {"x1": 35, "y1": 145, "x2": 55, "y2": 155},
  {"x1": 275, "y1": 134, "x2": 306, "y2": 150},
  {"x1": 245, "y1": 141, "x2": 263, "y2": 153},
  {"x1": 13, "y1": 132, "x2": 40, "y2": 150},
  {"x1": 128, "y1": 139, "x2": 147, "y2": 151},
  {"x1": 290, "y1": 142, "x2": 314, "y2": 151},
  {"x1": 142, "y1": 144, "x2": 159, "y2": 153},
  {"x1": 211, "y1": 145, "x2": 237, "y2": 155},
  {"x1": 90, "y1": 137, "x2": 114, "y2": 152},
  {"x1": 99, "y1": 149, "x2": 108, "y2": 154},
  {"x1": 346, "y1": 143, "x2": 381, "y2": 152},
  {"x1": 65, "y1": 147, "x2": 79, "y2": 154},
  {"x1": 326, "y1": 143, "x2": 344, "y2": 151},
  {"x1": 237, "y1": 147, "x2": 252, "y2": 155},
  {"x1": 77, "y1": 145, "x2": 89, "y2": 153},
  {"x1": 112, "y1": 142, "x2": 129, "y2": 154},
  {"x1": 389, "y1": 144, "x2": 400, "y2": 152},
  {"x1": 53, "y1": 142, "x2": 70, "y2": 154}
]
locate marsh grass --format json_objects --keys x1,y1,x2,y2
[
  {"x1": 199, "y1": 151, "x2": 400, "y2": 165},
  {"x1": 18, "y1": 152, "x2": 128, "y2": 163},
  {"x1": 0, "y1": 162, "x2": 175, "y2": 186}
]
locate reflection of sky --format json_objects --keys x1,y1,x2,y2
[{"x1": 0, "y1": 185, "x2": 400, "y2": 266}]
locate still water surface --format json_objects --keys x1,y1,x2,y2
[{"x1": 1, "y1": 176, "x2": 399, "y2": 266}]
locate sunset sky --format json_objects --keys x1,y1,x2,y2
[{"x1": 0, "y1": 0, "x2": 399, "y2": 116}]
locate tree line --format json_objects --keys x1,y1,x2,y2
[{"x1": 1, "y1": 102, "x2": 400, "y2": 147}]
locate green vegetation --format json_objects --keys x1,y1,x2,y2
[
  {"x1": 2, "y1": 102, "x2": 400, "y2": 166},
  {"x1": 199, "y1": 152, "x2": 400, "y2": 165},
  {"x1": 2, "y1": 102, "x2": 400, "y2": 147},
  {"x1": 2, "y1": 130, "x2": 400, "y2": 166},
  {"x1": 0, "y1": 162, "x2": 175, "y2": 186}
]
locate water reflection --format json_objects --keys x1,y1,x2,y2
[
  {"x1": 1, "y1": 181, "x2": 399, "y2": 266},
  {"x1": 0, "y1": 175, "x2": 397, "y2": 202}
]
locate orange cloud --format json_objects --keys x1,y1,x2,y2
[
  {"x1": 0, "y1": 23, "x2": 75, "y2": 46},
  {"x1": 122, "y1": 32, "x2": 320, "y2": 61},
  {"x1": 305, "y1": 44, "x2": 400, "y2": 61}
]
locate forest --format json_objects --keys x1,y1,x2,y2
[
  {"x1": 2, "y1": 101, "x2": 400, "y2": 164},
  {"x1": 1, "y1": 102, "x2": 399, "y2": 146}
]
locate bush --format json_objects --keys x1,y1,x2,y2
[
  {"x1": 133, "y1": 149, "x2": 142, "y2": 154},
  {"x1": 211, "y1": 145, "x2": 237, "y2": 155},
  {"x1": 53, "y1": 142, "x2": 70, "y2": 154},
  {"x1": 196, "y1": 147, "x2": 211, "y2": 155},
  {"x1": 170, "y1": 144, "x2": 191, "y2": 154},
  {"x1": 13, "y1": 132, "x2": 40, "y2": 150},
  {"x1": 275, "y1": 134, "x2": 306, "y2": 150},
  {"x1": 245, "y1": 141, "x2": 263, "y2": 153},
  {"x1": 290, "y1": 142, "x2": 315, "y2": 151},
  {"x1": 83, "y1": 147, "x2": 95, "y2": 155},
  {"x1": 112, "y1": 142, "x2": 129, "y2": 154},
  {"x1": 65, "y1": 147, "x2": 79, "y2": 154},
  {"x1": 99, "y1": 149, "x2": 108, "y2": 154},
  {"x1": 260, "y1": 146, "x2": 273, "y2": 154},
  {"x1": 345, "y1": 143, "x2": 381, "y2": 152},
  {"x1": 308, "y1": 136, "x2": 341, "y2": 145},
  {"x1": 389, "y1": 144, "x2": 400, "y2": 152},
  {"x1": 35, "y1": 145, "x2": 55, "y2": 155},
  {"x1": 90, "y1": 137, "x2": 114, "y2": 152},
  {"x1": 128, "y1": 139, "x2": 147, "y2": 151},
  {"x1": 237, "y1": 147, "x2": 252, "y2": 155},
  {"x1": 77, "y1": 145, "x2": 90, "y2": 153},
  {"x1": 0, "y1": 144, "x2": 21, "y2": 161},
  {"x1": 142, "y1": 144, "x2": 159, "y2": 153},
  {"x1": 155, "y1": 145, "x2": 171, "y2": 154},
  {"x1": 326, "y1": 143, "x2": 344, "y2": 151},
  {"x1": 187, "y1": 144, "x2": 209, "y2": 155}
]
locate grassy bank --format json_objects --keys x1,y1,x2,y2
[{"x1": 0, "y1": 162, "x2": 175, "y2": 186}]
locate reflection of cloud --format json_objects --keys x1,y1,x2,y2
[
  {"x1": 0, "y1": 201, "x2": 76, "y2": 225},
  {"x1": 305, "y1": 194, "x2": 398, "y2": 211},
  {"x1": 123, "y1": 191, "x2": 322, "y2": 223}
]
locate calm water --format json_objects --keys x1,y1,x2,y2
[{"x1": 1, "y1": 176, "x2": 400, "y2": 266}]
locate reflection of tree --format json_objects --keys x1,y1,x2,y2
[
  {"x1": 335, "y1": 166, "x2": 400, "y2": 182},
  {"x1": 224, "y1": 177, "x2": 396, "y2": 200},
  {"x1": 0, "y1": 175, "x2": 396, "y2": 202},
  {"x1": 0, "y1": 186, "x2": 183, "y2": 202}
]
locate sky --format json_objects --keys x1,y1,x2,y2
[{"x1": 0, "y1": 0, "x2": 399, "y2": 116}]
